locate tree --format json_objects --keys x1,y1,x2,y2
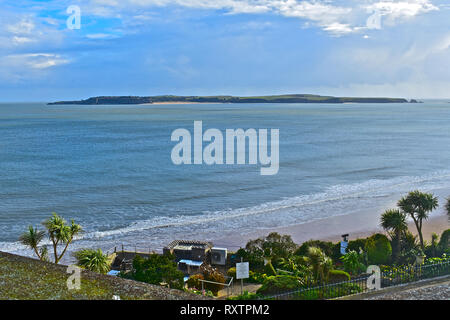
[
  {"x1": 43, "y1": 213, "x2": 82, "y2": 264},
  {"x1": 365, "y1": 234, "x2": 392, "y2": 265},
  {"x1": 262, "y1": 233, "x2": 298, "y2": 260},
  {"x1": 305, "y1": 246, "x2": 333, "y2": 284},
  {"x1": 398, "y1": 191, "x2": 438, "y2": 251},
  {"x1": 74, "y1": 248, "x2": 110, "y2": 274},
  {"x1": 380, "y1": 209, "x2": 407, "y2": 261},
  {"x1": 19, "y1": 226, "x2": 47, "y2": 261},
  {"x1": 240, "y1": 232, "x2": 297, "y2": 271}
]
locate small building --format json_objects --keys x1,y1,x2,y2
[
  {"x1": 163, "y1": 240, "x2": 213, "y2": 262},
  {"x1": 177, "y1": 259, "x2": 204, "y2": 275}
]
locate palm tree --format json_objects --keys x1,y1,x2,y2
[
  {"x1": 43, "y1": 213, "x2": 82, "y2": 264},
  {"x1": 19, "y1": 226, "x2": 46, "y2": 261},
  {"x1": 397, "y1": 191, "x2": 439, "y2": 251},
  {"x1": 306, "y1": 246, "x2": 331, "y2": 284},
  {"x1": 380, "y1": 209, "x2": 408, "y2": 261},
  {"x1": 74, "y1": 249, "x2": 110, "y2": 274}
]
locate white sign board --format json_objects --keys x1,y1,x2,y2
[
  {"x1": 236, "y1": 262, "x2": 249, "y2": 280},
  {"x1": 340, "y1": 241, "x2": 348, "y2": 255}
]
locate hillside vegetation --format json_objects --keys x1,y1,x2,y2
[
  {"x1": 48, "y1": 94, "x2": 410, "y2": 105},
  {"x1": 0, "y1": 251, "x2": 205, "y2": 300}
]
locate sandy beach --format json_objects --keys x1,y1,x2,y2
[{"x1": 214, "y1": 208, "x2": 449, "y2": 251}]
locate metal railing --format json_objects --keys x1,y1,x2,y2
[
  {"x1": 199, "y1": 276, "x2": 234, "y2": 297},
  {"x1": 260, "y1": 260, "x2": 450, "y2": 300}
]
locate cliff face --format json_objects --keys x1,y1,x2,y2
[
  {"x1": 48, "y1": 94, "x2": 409, "y2": 105},
  {"x1": 0, "y1": 251, "x2": 208, "y2": 300}
]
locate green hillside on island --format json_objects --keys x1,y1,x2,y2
[{"x1": 48, "y1": 94, "x2": 414, "y2": 105}]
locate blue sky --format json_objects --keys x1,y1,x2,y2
[{"x1": 0, "y1": 0, "x2": 449, "y2": 101}]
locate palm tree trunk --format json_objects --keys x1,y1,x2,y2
[
  {"x1": 57, "y1": 238, "x2": 72, "y2": 264},
  {"x1": 413, "y1": 218, "x2": 425, "y2": 251},
  {"x1": 394, "y1": 230, "x2": 401, "y2": 261},
  {"x1": 33, "y1": 247, "x2": 42, "y2": 260},
  {"x1": 51, "y1": 236, "x2": 59, "y2": 263}
]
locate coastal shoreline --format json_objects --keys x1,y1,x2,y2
[
  {"x1": 144, "y1": 102, "x2": 223, "y2": 105},
  {"x1": 213, "y1": 210, "x2": 449, "y2": 251}
]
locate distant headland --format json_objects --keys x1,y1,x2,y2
[{"x1": 47, "y1": 94, "x2": 416, "y2": 105}]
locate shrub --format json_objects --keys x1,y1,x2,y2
[
  {"x1": 128, "y1": 254, "x2": 185, "y2": 290},
  {"x1": 228, "y1": 291, "x2": 262, "y2": 300},
  {"x1": 201, "y1": 265, "x2": 226, "y2": 296},
  {"x1": 256, "y1": 275, "x2": 304, "y2": 296},
  {"x1": 74, "y1": 248, "x2": 110, "y2": 274},
  {"x1": 235, "y1": 248, "x2": 264, "y2": 271},
  {"x1": 188, "y1": 288, "x2": 215, "y2": 297},
  {"x1": 264, "y1": 261, "x2": 277, "y2": 276},
  {"x1": 295, "y1": 240, "x2": 335, "y2": 258},
  {"x1": 248, "y1": 271, "x2": 268, "y2": 284},
  {"x1": 438, "y1": 229, "x2": 450, "y2": 254},
  {"x1": 347, "y1": 238, "x2": 367, "y2": 253},
  {"x1": 227, "y1": 267, "x2": 236, "y2": 278},
  {"x1": 327, "y1": 269, "x2": 351, "y2": 283},
  {"x1": 425, "y1": 233, "x2": 440, "y2": 258},
  {"x1": 340, "y1": 250, "x2": 366, "y2": 275},
  {"x1": 186, "y1": 274, "x2": 204, "y2": 290},
  {"x1": 296, "y1": 283, "x2": 362, "y2": 300},
  {"x1": 365, "y1": 234, "x2": 392, "y2": 265}
]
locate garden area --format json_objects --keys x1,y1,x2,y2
[{"x1": 16, "y1": 190, "x2": 450, "y2": 300}]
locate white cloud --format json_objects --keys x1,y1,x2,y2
[
  {"x1": 0, "y1": 52, "x2": 70, "y2": 82},
  {"x1": 0, "y1": 14, "x2": 64, "y2": 49},
  {"x1": 3, "y1": 53, "x2": 70, "y2": 69},
  {"x1": 366, "y1": 0, "x2": 438, "y2": 21},
  {"x1": 6, "y1": 19, "x2": 35, "y2": 35},
  {"x1": 86, "y1": 0, "x2": 440, "y2": 36}
]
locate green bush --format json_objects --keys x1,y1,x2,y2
[
  {"x1": 264, "y1": 261, "x2": 277, "y2": 276},
  {"x1": 257, "y1": 275, "x2": 304, "y2": 296},
  {"x1": 227, "y1": 267, "x2": 236, "y2": 279},
  {"x1": 186, "y1": 274, "x2": 204, "y2": 290},
  {"x1": 438, "y1": 229, "x2": 450, "y2": 254},
  {"x1": 327, "y1": 269, "x2": 350, "y2": 283},
  {"x1": 250, "y1": 271, "x2": 268, "y2": 284},
  {"x1": 365, "y1": 234, "x2": 392, "y2": 265},
  {"x1": 74, "y1": 248, "x2": 110, "y2": 274},
  {"x1": 340, "y1": 250, "x2": 366, "y2": 275},
  {"x1": 227, "y1": 291, "x2": 262, "y2": 300},
  {"x1": 128, "y1": 254, "x2": 184, "y2": 290},
  {"x1": 295, "y1": 240, "x2": 335, "y2": 258},
  {"x1": 295, "y1": 283, "x2": 362, "y2": 300},
  {"x1": 347, "y1": 238, "x2": 367, "y2": 253}
]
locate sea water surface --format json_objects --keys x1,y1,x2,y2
[{"x1": 1, "y1": 102, "x2": 450, "y2": 259}]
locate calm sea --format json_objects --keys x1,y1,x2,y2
[{"x1": 1, "y1": 101, "x2": 450, "y2": 258}]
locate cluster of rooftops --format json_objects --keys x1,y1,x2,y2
[{"x1": 110, "y1": 240, "x2": 230, "y2": 276}]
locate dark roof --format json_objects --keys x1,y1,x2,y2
[{"x1": 165, "y1": 240, "x2": 213, "y2": 250}]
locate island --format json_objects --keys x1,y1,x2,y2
[{"x1": 48, "y1": 94, "x2": 411, "y2": 105}]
